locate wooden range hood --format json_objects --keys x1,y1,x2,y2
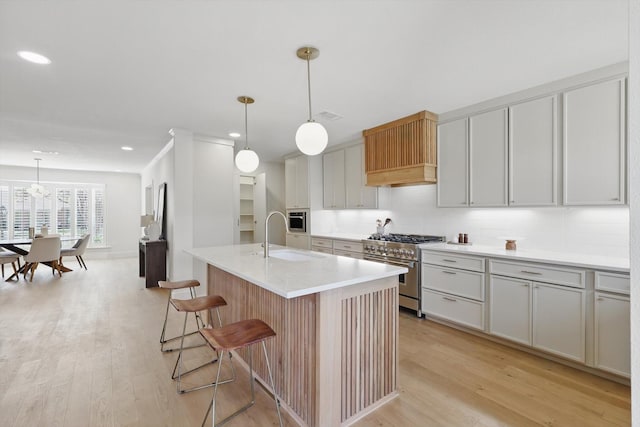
[{"x1": 363, "y1": 110, "x2": 438, "y2": 186}]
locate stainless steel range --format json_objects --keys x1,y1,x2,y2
[{"x1": 363, "y1": 233, "x2": 445, "y2": 317}]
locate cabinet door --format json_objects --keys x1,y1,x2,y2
[
  {"x1": 323, "y1": 150, "x2": 345, "y2": 209},
  {"x1": 437, "y1": 118, "x2": 468, "y2": 207},
  {"x1": 563, "y1": 78, "x2": 626, "y2": 205},
  {"x1": 469, "y1": 109, "x2": 508, "y2": 206},
  {"x1": 295, "y1": 156, "x2": 310, "y2": 208},
  {"x1": 286, "y1": 156, "x2": 310, "y2": 209},
  {"x1": 509, "y1": 96, "x2": 557, "y2": 206},
  {"x1": 285, "y1": 233, "x2": 310, "y2": 250},
  {"x1": 489, "y1": 276, "x2": 531, "y2": 346},
  {"x1": 345, "y1": 144, "x2": 377, "y2": 208},
  {"x1": 594, "y1": 292, "x2": 630, "y2": 377},
  {"x1": 532, "y1": 282, "x2": 585, "y2": 362},
  {"x1": 285, "y1": 157, "x2": 297, "y2": 208}
]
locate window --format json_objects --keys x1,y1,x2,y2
[
  {"x1": 0, "y1": 180, "x2": 107, "y2": 247},
  {"x1": 0, "y1": 186, "x2": 9, "y2": 239}
]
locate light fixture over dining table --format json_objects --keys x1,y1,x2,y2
[
  {"x1": 27, "y1": 158, "x2": 50, "y2": 198},
  {"x1": 295, "y1": 46, "x2": 328, "y2": 156},
  {"x1": 234, "y1": 95, "x2": 260, "y2": 173}
]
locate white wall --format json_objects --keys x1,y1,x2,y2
[
  {"x1": 141, "y1": 130, "x2": 235, "y2": 291},
  {"x1": 0, "y1": 165, "x2": 140, "y2": 258},
  {"x1": 312, "y1": 185, "x2": 629, "y2": 257},
  {"x1": 628, "y1": 0, "x2": 639, "y2": 424}
]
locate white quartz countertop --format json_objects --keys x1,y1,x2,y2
[
  {"x1": 186, "y1": 243, "x2": 407, "y2": 299},
  {"x1": 310, "y1": 232, "x2": 369, "y2": 242},
  {"x1": 419, "y1": 242, "x2": 629, "y2": 273}
]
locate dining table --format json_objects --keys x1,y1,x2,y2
[{"x1": 0, "y1": 236, "x2": 79, "y2": 281}]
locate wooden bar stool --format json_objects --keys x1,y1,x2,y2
[
  {"x1": 200, "y1": 319, "x2": 283, "y2": 427},
  {"x1": 158, "y1": 279, "x2": 204, "y2": 352},
  {"x1": 171, "y1": 295, "x2": 233, "y2": 394}
]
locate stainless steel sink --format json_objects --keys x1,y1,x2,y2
[{"x1": 269, "y1": 249, "x2": 324, "y2": 262}]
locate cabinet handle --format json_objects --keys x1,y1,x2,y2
[
  {"x1": 442, "y1": 271, "x2": 457, "y2": 275},
  {"x1": 597, "y1": 297, "x2": 604, "y2": 301},
  {"x1": 611, "y1": 198, "x2": 619, "y2": 201},
  {"x1": 343, "y1": 245, "x2": 351, "y2": 249},
  {"x1": 441, "y1": 259, "x2": 458, "y2": 263},
  {"x1": 520, "y1": 270, "x2": 542, "y2": 275},
  {"x1": 443, "y1": 296, "x2": 457, "y2": 302}
]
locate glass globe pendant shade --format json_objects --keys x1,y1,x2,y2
[
  {"x1": 295, "y1": 121, "x2": 328, "y2": 156},
  {"x1": 235, "y1": 148, "x2": 259, "y2": 173},
  {"x1": 27, "y1": 183, "x2": 49, "y2": 199}
]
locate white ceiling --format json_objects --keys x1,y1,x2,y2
[{"x1": 0, "y1": 0, "x2": 629, "y2": 174}]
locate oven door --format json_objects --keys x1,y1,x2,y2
[
  {"x1": 363, "y1": 255, "x2": 417, "y2": 298},
  {"x1": 287, "y1": 212, "x2": 306, "y2": 233}
]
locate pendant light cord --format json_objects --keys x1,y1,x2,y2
[
  {"x1": 306, "y1": 54, "x2": 313, "y2": 122},
  {"x1": 244, "y1": 101, "x2": 249, "y2": 150}
]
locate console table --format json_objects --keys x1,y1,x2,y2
[{"x1": 139, "y1": 239, "x2": 167, "y2": 288}]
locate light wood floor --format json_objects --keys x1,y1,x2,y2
[{"x1": 0, "y1": 258, "x2": 630, "y2": 427}]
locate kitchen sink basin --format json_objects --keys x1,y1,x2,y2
[{"x1": 269, "y1": 249, "x2": 324, "y2": 262}]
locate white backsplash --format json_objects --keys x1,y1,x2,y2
[{"x1": 311, "y1": 185, "x2": 629, "y2": 258}]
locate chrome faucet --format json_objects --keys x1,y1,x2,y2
[{"x1": 264, "y1": 211, "x2": 289, "y2": 258}]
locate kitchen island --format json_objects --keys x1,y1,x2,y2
[{"x1": 186, "y1": 244, "x2": 407, "y2": 427}]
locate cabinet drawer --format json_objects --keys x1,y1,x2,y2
[
  {"x1": 422, "y1": 251, "x2": 485, "y2": 272},
  {"x1": 490, "y1": 259, "x2": 585, "y2": 289},
  {"x1": 595, "y1": 271, "x2": 629, "y2": 295},
  {"x1": 310, "y1": 237, "x2": 333, "y2": 249},
  {"x1": 422, "y1": 265, "x2": 485, "y2": 301},
  {"x1": 333, "y1": 240, "x2": 363, "y2": 253},
  {"x1": 333, "y1": 249, "x2": 364, "y2": 259},
  {"x1": 312, "y1": 246, "x2": 333, "y2": 255},
  {"x1": 422, "y1": 289, "x2": 485, "y2": 330}
]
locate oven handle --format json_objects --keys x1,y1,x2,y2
[{"x1": 365, "y1": 257, "x2": 414, "y2": 268}]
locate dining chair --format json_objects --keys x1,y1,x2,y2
[
  {"x1": 23, "y1": 236, "x2": 62, "y2": 281},
  {"x1": 59, "y1": 234, "x2": 91, "y2": 270},
  {"x1": 0, "y1": 248, "x2": 21, "y2": 280}
]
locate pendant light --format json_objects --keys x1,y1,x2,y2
[
  {"x1": 26, "y1": 158, "x2": 50, "y2": 198},
  {"x1": 295, "y1": 46, "x2": 328, "y2": 156},
  {"x1": 234, "y1": 96, "x2": 259, "y2": 173}
]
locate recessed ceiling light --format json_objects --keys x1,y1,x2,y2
[
  {"x1": 121, "y1": 146, "x2": 134, "y2": 151},
  {"x1": 32, "y1": 149, "x2": 59, "y2": 155},
  {"x1": 17, "y1": 51, "x2": 52, "y2": 65},
  {"x1": 229, "y1": 132, "x2": 241, "y2": 138}
]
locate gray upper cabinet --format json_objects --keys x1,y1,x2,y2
[
  {"x1": 469, "y1": 108, "x2": 508, "y2": 207},
  {"x1": 345, "y1": 144, "x2": 377, "y2": 209},
  {"x1": 285, "y1": 155, "x2": 310, "y2": 209},
  {"x1": 563, "y1": 78, "x2": 626, "y2": 205},
  {"x1": 323, "y1": 150, "x2": 346, "y2": 209},
  {"x1": 437, "y1": 118, "x2": 468, "y2": 207},
  {"x1": 509, "y1": 95, "x2": 557, "y2": 206}
]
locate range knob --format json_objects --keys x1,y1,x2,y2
[{"x1": 408, "y1": 249, "x2": 415, "y2": 257}]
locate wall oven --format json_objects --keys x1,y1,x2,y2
[{"x1": 287, "y1": 210, "x2": 308, "y2": 233}]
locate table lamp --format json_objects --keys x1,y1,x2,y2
[{"x1": 140, "y1": 215, "x2": 158, "y2": 240}]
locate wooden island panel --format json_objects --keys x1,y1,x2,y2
[{"x1": 208, "y1": 264, "x2": 398, "y2": 427}]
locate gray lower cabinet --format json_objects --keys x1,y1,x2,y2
[
  {"x1": 421, "y1": 251, "x2": 486, "y2": 330},
  {"x1": 311, "y1": 236, "x2": 364, "y2": 259},
  {"x1": 489, "y1": 274, "x2": 586, "y2": 363},
  {"x1": 489, "y1": 276, "x2": 531, "y2": 346},
  {"x1": 594, "y1": 271, "x2": 630, "y2": 377},
  {"x1": 422, "y1": 249, "x2": 630, "y2": 378}
]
